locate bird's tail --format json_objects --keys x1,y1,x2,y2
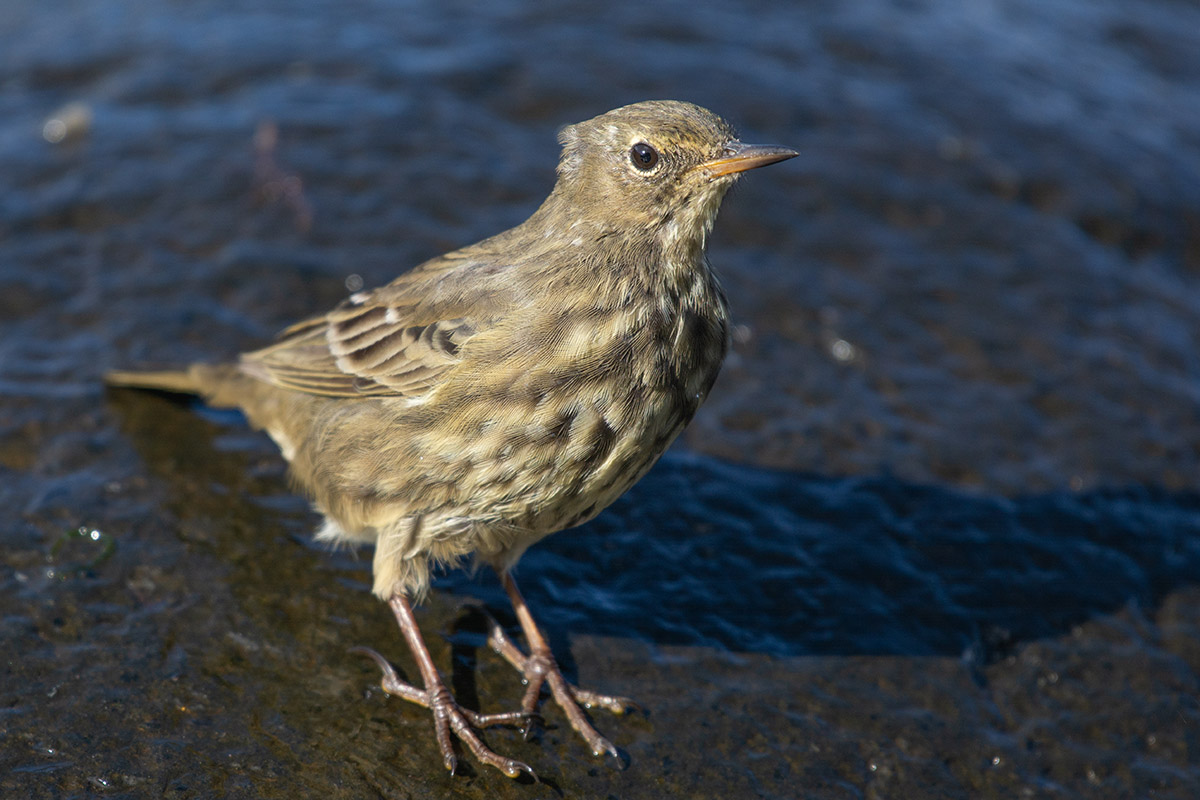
[
  {"x1": 105, "y1": 368, "x2": 204, "y2": 395},
  {"x1": 104, "y1": 364, "x2": 252, "y2": 408}
]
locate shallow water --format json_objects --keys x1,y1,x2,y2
[{"x1": 2, "y1": 0, "x2": 1200, "y2": 797}]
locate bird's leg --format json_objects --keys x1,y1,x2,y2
[
  {"x1": 488, "y1": 571, "x2": 634, "y2": 758},
  {"x1": 352, "y1": 593, "x2": 535, "y2": 779}
]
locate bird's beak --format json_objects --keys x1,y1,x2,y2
[{"x1": 697, "y1": 141, "x2": 799, "y2": 178}]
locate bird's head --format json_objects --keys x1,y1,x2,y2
[{"x1": 551, "y1": 100, "x2": 796, "y2": 256}]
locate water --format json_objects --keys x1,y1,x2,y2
[{"x1": 2, "y1": 0, "x2": 1199, "y2": 797}]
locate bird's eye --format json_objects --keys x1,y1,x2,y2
[{"x1": 629, "y1": 142, "x2": 659, "y2": 171}]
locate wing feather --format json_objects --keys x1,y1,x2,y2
[{"x1": 239, "y1": 256, "x2": 497, "y2": 398}]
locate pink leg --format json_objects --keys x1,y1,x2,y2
[
  {"x1": 353, "y1": 593, "x2": 536, "y2": 779},
  {"x1": 487, "y1": 572, "x2": 634, "y2": 758}
]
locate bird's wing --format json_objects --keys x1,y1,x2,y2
[{"x1": 241, "y1": 251, "x2": 511, "y2": 398}]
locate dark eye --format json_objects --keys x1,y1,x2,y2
[{"x1": 630, "y1": 142, "x2": 659, "y2": 170}]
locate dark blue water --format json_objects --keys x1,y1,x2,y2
[
  {"x1": 492, "y1": 454, "x2": 1200, "y2": 659},
  {"x1": 3, "y1": 1, "x2": 1199, "y2": 797}
]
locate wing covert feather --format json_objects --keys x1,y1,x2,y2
[{"x1": 240, "y1": 250, "x2": 511, "y2": 398}]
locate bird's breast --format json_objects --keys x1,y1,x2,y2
[{"x1": 486, "y1": 263, "x2": 729, "y2": 531}]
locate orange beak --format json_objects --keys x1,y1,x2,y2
[{"x1": 697, "y1": 141, "x2": 798, "y2": 178}]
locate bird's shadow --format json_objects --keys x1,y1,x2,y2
[
  {"x1": 106, "y1": 387, "x2": 1200, "y2": 672},
  {"x1": 444, "y1": 450, "x2": 1200, "y2": 667}
]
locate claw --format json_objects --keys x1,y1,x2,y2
[
  {"x1": 520, "y1": 712, "x2": 544, "y2": 741},
  {"x1": 349, "y1": 645, "x2": 392, "y2": 676},
  {"x1": 349, "y1": 646, "x2": 428, "y2": 706},
  {"x1": 503, "y1": 758, "x2": 537, "y2": 780}
]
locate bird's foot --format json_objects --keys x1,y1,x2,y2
[
  {"x1": 482, "y1": 612, "x2": 635, "y2": 759},
  {"x1": 351, "y1": 646, "x2": 537, "y2": 779}
]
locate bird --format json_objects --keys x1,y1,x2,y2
[{"x1": 107, "y1": 100, "x2": 796, "y2": 778}]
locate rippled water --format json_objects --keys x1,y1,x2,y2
[{"x1": 2, "y1": 1, "x2": 1199, "y2": 798}]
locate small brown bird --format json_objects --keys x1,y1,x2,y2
[{"x1": 108, "y1": 100, "x2": 796, "y2": 777}]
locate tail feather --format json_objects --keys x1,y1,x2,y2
[
  {"x1": 105, "y1": 369, "x2": 203, "y2": 395},
  {"x1": 106, "y1": 363, "x2": 267, "y2": 411}
]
